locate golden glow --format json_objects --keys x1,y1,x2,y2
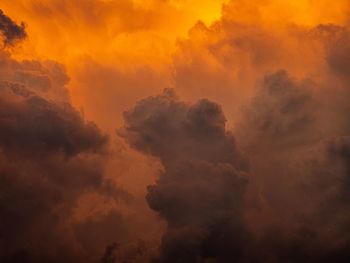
[
  {"x1": 222, "y1": 0, "x2": 349, "y2": 27},
  {"x1": 1, "y1": 0, "x2": 224, "y2": 68},
  {"x1": 2, "y1": 2, "x2": 350, "y2": 260},
  {"x1": 2, "y1": 0, "x2": 347, "y2": 68},
  {"x1": 1, "y1": 0, "x2": 349, "y2": 133}
]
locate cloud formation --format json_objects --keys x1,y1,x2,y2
[
  {"x1": 104, "y1": 0, "x2": 350, "y2": 261},
  {"x1": 121, "y1": 78, "x2": 350, "y2": 261},
  {"x1": 0, "y1": 81, "x2": 111, "y2": 262},
  {"x1": 122, "y1": 89, "x2": 250, "y2": 262},
  {"x1": 0, "y1": 10, "x2": 134, "y2": 263},
  {"x1": 2, "y1": 1, "x2": 350, "y2": 262}
]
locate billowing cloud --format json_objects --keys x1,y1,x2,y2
[
  {"x1": 122, "y1": 87, "x2": 350, "y2": 261},
  {"x1": 0, "y1": 10, "x2": 135, "y2": 262},
  {"x1": 0, "y1": 82, "x2": 111, "y2": 262},
  {"x1": 0, "y1": 82, "x2": 107, "y2": 157},
  {"x1": 121, "y1": 89, "x2": 250, "y2": 262},
  {"x1": 121, "y1": 65, "x2": 350, "y2": 261},
  {"x1": 0, "y1": 47, "x2": 154, "y2": 263},
  {"x1": 2, "y1": 1, "x2": 350, "y2": 262}
]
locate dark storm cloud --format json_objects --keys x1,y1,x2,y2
[
  {"x1": 122, "y1": 89, "x2": 248, "y2": 170},
  {"x1": 0, "y1": 81, "x2": 113, "y2": 262},
  {"x1": 121, "y1": 87, "x2": 320, "y2": 262},
  {"x1": 0, "y1": 15, "x2": 129, "y2": 260},
  {"x1": 121, "y1": 61, "x2": 350, "y2": 262},
  {"x1": 0, "y1": 81, "x2": 137, "y2": 263},
  {"x1": 0, "y1": 58, "x2": 142, "y2": 263},
  {"x1": 0, "y1": 9, "x2": 26, "y2": 46},
  {"x1": 233, "y1": 67, "x2": 350, "y2": 262},
  {"x1": 236, "y1": 68, "x2": 350, "y2": 262},
  {"x1": 116, "y1": 4, "x2": 350, "y2": 260},
  {"x1": 283, "y1": 135, "x2": 350, "y2": 263},
  {"x1": 0, "y1": 82, "x2": 107, "y2": 157},
  {"x1": 122, "y1": 89, "x2": 250, "y2": 262}
]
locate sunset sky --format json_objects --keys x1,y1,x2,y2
[{"x1": 1, "y1": 1, "x2": 350, "y2": 262}]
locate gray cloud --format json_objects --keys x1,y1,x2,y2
[
  {"x1": 0, "y1": 18, "x2": 130, "y2": 261},
  {"x1": 0, "y1": 80, "x2": 113, "y2": 262},
  {"x1": 122, "y1": 89, "x2": 250, "y2": 262}
]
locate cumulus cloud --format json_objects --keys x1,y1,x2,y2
[
  {"x1": 0, "y1": 82, "x2": 107, "y2": 157},
  {"x1": 121, "y1": 89, "x2": 250, "y2": 262},
  {"x1": 0, "y1": 10, "x2": 133, "y2": 262},
  {"x1": 3, "y1": 1, "x2": 350, "y2": 262},
  {"x1": 0, "y1": 51, "x2": 150, "y2": 263},
  {"x1": 169, "y1": 7, "x2": 350, "y2": 261},
  {"x1": 0, "y1": 82, "x2": 111, "y2": 262},
  {"x1": 121, "y1": 69, "x2": 350, "y2": 261},
  {"x1": 90, "y1": 0, "x2": 350, "y2": 261}
]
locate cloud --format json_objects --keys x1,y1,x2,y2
[
  {"x1": 0, "y1": 48, "x2": 154, "y2": 263},
  {"x1": 166, "y1": 7, "x2": 350, "y2": 260},
  {"x1": 0, "y1": 82, "x2": 107, "y2": 158},
  {"x1": 236, "y1": 70, "x2": 316, "y2": 152},
  {"x1": 121, "y1": 89, "x2": 250, "y2": 262},
  {"x1": 121, "y1": 89, "x2": 248, "y2": 168},
  {"x1": 120, "y1": 67, "x2": 350, "y2": 261},
  {"x1": 0, "y1": 82, "x2": 110, "y2": 262},
  {"x1": 0, "y1": 51, "x2": 70, "y2": 101},
  {"x1": 0, "y1": 17, "x2": 131, "y2": 262},
  {"x1": 0, "y1": 9, "x2": 26, "y2": 46},
  {"x1": 3, "y1": 1, "x2": 350, "y2": 262}
]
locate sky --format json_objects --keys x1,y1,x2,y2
[{"x1": 1, "y1": 0, "x2": 350, "y2": 262}]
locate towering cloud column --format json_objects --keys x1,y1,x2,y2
[{"x1": 121, "y1": 89, "x2": 250, "y2": 262}]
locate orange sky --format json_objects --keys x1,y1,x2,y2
[
  {"x1": 1, "y1": 0, "x2": 349, "y2": 202},
  {"x1": 1, "y1": 0, "x2": 224, "y2": 66},
  {"x1": 1, "y1": 0, "x2": 349, "y2": 135},
  {"x1": 2, "y1": 0, "x2": 349, "y2": 197}
]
